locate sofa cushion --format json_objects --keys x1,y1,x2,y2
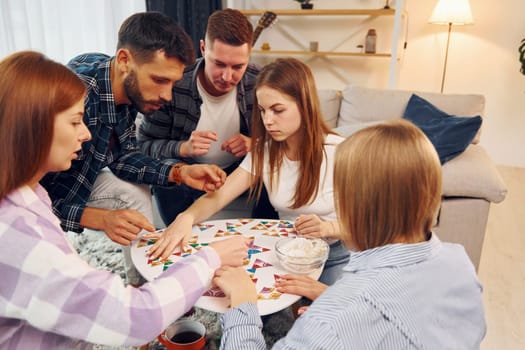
[
  {"x1": 403, "y1": 94, "x2": 483, "y2": 164},
  {"x1": 441, "y1": 144, "x2": 507, "y2": 203},
  {"x1": 333, "y1": 121, "x2": 382, "y2": 138},
  {"x1": 318, "y1": 89, "x2": 341, "y2": 129},
  {"x1": 332, "y1": 132, "x2": 507, "y2": 203},
  {"x1": 338, "y1": 85, "x2": 485, "y2": 143}
]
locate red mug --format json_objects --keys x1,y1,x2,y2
[{"x1": 158, "y1": 319, "x2": 206, "y2": 350}]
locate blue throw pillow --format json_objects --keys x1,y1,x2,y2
[{"x1": 403, "y1": 94, "x2": 482, "y2": 164}]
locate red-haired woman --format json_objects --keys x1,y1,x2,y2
[{"x1": 0, "y1": 51, "x2": 247, "y2": 349}]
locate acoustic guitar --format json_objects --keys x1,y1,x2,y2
[{"x1": 252, "y1": 11, "x2": 277, "y2": 46}]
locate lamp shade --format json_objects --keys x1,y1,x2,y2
[{"x1": 429, "y1": 0, "x2": 474, "y2": 25}]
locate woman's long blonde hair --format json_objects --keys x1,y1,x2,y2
[
  {"x1": 250, "y1": 58, "x2": 332, "y2": 209},
  {"x1": 334, "y1": 119, "x2": 442, "y2": 251}
]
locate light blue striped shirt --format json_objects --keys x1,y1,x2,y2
[{"x1": 220, "y1": 234, "x2": 485, "y2": 349}]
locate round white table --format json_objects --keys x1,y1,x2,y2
[{"x1": 131, "y1": 218, "x2": 323, "y2": 316}]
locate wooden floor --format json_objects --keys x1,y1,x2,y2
[{"x1": 479, "y1": 165, "x2": 525, "y2": 349}]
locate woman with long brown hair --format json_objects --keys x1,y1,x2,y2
[{"x1": 148, "y1": 58, "x2": 350, "y2": 286}]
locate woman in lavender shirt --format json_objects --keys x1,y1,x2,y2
[{"x1": 0, "y1": 51, "x2": 248, "y2": 349}]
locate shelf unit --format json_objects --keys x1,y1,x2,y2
[
  {"x1": 239, "y1": 3, "x2": 406, "y2": 88},
  {"x1": 240, "y1": 9, "x2": 396, "y2": 16},
  {"x1": 251, "y1": 50, "x2": 392, "y2": 58}
]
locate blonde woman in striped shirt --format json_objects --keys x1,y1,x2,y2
[{"x1": 214, "y1": 119, "x2": 485, "y2": 349}]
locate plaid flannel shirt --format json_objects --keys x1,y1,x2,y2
[
  {"x1": 137, "y1": 57, "x2": 259, "y2": 162},
  {"x1": 40, "y1": 53, "x2": 174, "y2": 232}
]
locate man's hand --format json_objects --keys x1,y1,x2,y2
[
  {"x1": 179, "y1": 130, "x2": 218, "y2": 157},
  {"x1": 213, "y1": 266, "x2": 258, "y2": 308},
  {"x1": 221, "y1": 134, "x2": 251, "y2": 158},
  {"x1": 97, "y1": 209, "x2": 155, "y2": 246},
  {"x1": 275, "y1": 274, "x2": 328, "y2": 301},
  {"x1": 172, "y1": 164, "x2": 226, "y2": 192}
]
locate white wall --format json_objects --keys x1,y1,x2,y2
[
  {"x1": 230, "y1": 0, "x2": 525, "y2": 167},
  {"x1": 399, "y1": 0, "x2": 525, "y2": 168},
  {"x1": 0, "y1": 0, "x2": 146, "y2": 64}
]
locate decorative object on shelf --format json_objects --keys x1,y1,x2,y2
[
  {"x1": 261, "y1": 42, "x2": 271, "y2": 50},
  {"x1": 518, "y1": 39, "x2": 525, "y2": 75},
  {"x1": 239, "y1": 6, "x2": 407, "y2": 88},
  {"x1": 365, "y1": 29, "x2": 377, "y2": 54},
  {"x1": 253, "y1": 11, "x2": 277, "y2": 46},
  {"x1": 384, "y1": 1, "x2": 391, "y2": 9},
  {"x1": 309, "y1": 41, "x2": 319, "y2": 52},
  {"x1": 429, "y1": 0, "x2": 474, "y2": 93},
  {"x1": 294, "y1": 0, "x2": 314, "y2": 10}
]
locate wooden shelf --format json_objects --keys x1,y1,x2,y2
[
  {"x1": 252, "y1": 50, "x2": 391, "y2": 58},
  {"x1": 240, "y1": 3, "x2": 408, "y2": 88},
  {"x1": 240, "y1": 9, "x2": 396, "y2": 16}
]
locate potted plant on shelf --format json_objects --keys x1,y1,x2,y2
[{"x1": 294, "y1": 0, "x2": 314, "y2": 10}]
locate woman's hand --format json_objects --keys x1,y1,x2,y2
[
  {"x1": 295, "y1": 214, "x2": 341, "y2": 239},
  {"x1": 275, "y1": 274, "x2": 328, "y2": 301},
  {"x1": 213, "y1": 266, "x2": 258, "y2": 308},
  {"x1": 294, "y1": 214, "x2": 328, "y2": 238},
  {"x1": 143, "y1": 214, "x2": 194, "y2": 260},
  {"x1": 209, "y1": 235, "x2": 250, "y2": 267}
]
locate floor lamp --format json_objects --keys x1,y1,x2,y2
[{"x1": 429, "y1": 0, "x2": 474, "y2": 93}]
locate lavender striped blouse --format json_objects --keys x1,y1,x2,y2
[{"x1": 0, "y1": 185, "x2": 220, "y2": 349}]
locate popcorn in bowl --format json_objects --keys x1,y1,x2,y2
[{"x1": 275, "y1": 237, "x2": 329, "y2": 274}]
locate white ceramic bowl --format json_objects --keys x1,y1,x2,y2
[{"x1": 274, "y1": 237, "x2": 329, "y2": 274}]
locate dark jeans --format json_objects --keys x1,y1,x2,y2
[
  {"x1": 152, "y1": 184, "x2": 203, "y2": 225},
  {"x1": 153, "y1": 182, "x2": 278, "y2": 226},
  {"x1": 318, "y1": 240, "x2": 351, "y2": 285}
]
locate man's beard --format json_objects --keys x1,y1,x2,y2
[{"x1": 123, "y1": 69, "x2": 162, "y2": 114}]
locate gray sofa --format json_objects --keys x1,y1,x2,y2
[
  {"x1": 328, "y1": 85, "x2": 507, "y2": 270},
  {"x1": 165, "y1": 85, "x2": 508, "y2": 271}
]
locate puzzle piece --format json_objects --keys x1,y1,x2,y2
[
  {"x1": 252, "y1": 258, "x2": 272, "y2": 269},
  {"x1": 239, "y1": 219, "x2": 254, "y2": 225},
  {"x1": 277, "y1": 221, "x2": 294, "y2": 228},
  {"x1": 203, "y1": 287, "x2": 225, "y2": 298},
  {"x1": 262, "y1": 230, "x2": 281, "y2": 237},
  {"x1": 251, "y1": 223, "x2": 267, "y2": 230},
  {"x1": 197, "y1": 223, "x2": 215, "y2": 231},
  {"x1": 137, "y1": 238, "x2": 156, "y2": 248}
]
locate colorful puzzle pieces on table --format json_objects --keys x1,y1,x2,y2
[
  {"x1": 257, "y1": 274, "x2": 285, "y2": 300},
  {"x1": 262, "y1": 228, "x2": 298, "y2": 238},
  {"x1": 146, "y1": 257, "x2": 174, "y2": 272},
  {"x1": 136, "y1": 237, "x2": 156, "y2": 248},
  {"x1": 247, "y1": 240, "x2": 270, "y2": 259},
  {"x1": 134, "y1": 218, "x2": 309, "y2": 307},
  {"x1": 213, "y1": 229, "x2": 243, "y2": 237}
]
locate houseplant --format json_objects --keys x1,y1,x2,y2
[
  {"x1": 518, "y1": 39, "x2": 525, "y2": 75},
  {"x1": 295, "y1": 0, "x2": 314, "y2": 10}
]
